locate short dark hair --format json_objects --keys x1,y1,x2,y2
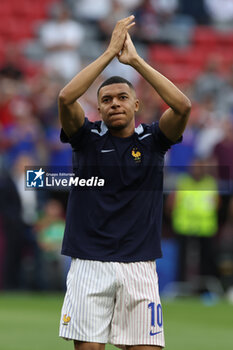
[{"x1": 97, "y1": 76, "x2": 135, "y2": 96}]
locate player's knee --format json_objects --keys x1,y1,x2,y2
[{"x1": 74, "y1": 340, "x2": 105, "y2": 350}]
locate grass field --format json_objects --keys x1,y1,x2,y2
[{"x1": 0, "y1": 292, "x2": 232, "y2": 350}]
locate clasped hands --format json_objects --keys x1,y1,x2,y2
[{"x1": 107, "y1": 15, "x2": 138, "y2": 66}]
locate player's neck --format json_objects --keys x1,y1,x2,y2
[{"x1": 109, "y1": 126, "x2": 135, "y2": 138}]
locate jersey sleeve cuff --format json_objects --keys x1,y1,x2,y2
[
  {"x1": 158, "y1": 125, "x2": 183, "y2": 151},
  {"x1": 60, "y1": 118, "x2": 89, "y2": 146}
]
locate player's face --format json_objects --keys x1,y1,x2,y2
[{"x1": 98, "y1": 83, "x2": 139, "y2": 135}]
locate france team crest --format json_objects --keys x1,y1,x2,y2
[{"x1": 26, "y1": 168, "x2": 45, "y2": 188}]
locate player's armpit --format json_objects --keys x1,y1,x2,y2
[
  {"x1": 159, "y1": 106, "x2": 191, "y2": 143},
  {"x1": 58, "y1": 96, "x2": 85, "y2": 138}
]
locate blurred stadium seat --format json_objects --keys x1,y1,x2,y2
[
  {"x1": 0, "y1": 0, "x2": 60, "y2": 77},
  {"x1": 0, "y1": 0, "x2": 59, "y2": 41},
  {"x1": 149, "y1": 24, "x2": 233, "y2": 84}
]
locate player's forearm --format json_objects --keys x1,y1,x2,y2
[
  {"x1": 59, "y1": 49, "x2": 115, "y2": 105},
  {"x1": 131, "y1": 56, "x2": 191, "y2": 115}
]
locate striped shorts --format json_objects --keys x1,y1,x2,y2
[{"x1": 59, "y1": 258, "x2": 165, "y2": 348}]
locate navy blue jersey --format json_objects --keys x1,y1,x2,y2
[{"x1": 60, "y1": 118, "x2": 181, "y2": 262}]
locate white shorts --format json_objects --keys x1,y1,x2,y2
[{"x1": 59, "y1": 258, "x2": 165, "y2": 348}]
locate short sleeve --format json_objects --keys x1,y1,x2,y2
[
  {"x1": 151, "y1": 121, "x2": 183, "y2": 153},
  {"x1": 60, "y1": 117, "x2": 91, "y2": 150}
]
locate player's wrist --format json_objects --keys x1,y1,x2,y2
[
  {"x1": 105, "y1": 46, "x2": 119, "y2": 59},
  {"x1": 128, "y1": 54, "x2": 141, "y2": 67}
]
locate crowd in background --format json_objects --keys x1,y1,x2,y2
[{"x1": 0, "y1": 0, "x2": 232, "y2": 298}]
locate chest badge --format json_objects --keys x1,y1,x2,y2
[{"x1": 131, "y1": 147, "x2": 142, "y2": 163}]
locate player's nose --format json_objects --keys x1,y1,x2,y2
[{"x1": 111, "y1": 97, "x2": 120, "y2": 108}]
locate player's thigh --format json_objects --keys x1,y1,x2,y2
[
  {"x1": 60, "y1": 259, "x2": 116, "y2": 342},
  {"x1": 74, "y1": 340, "x2": 105, "y2": 350}
]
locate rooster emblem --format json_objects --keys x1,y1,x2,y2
[
  {"x1": 131, "y1": 147, "x2": 141, "y2": 162},
  {"x1": 63, "y1": 314, "x2": 71, "y2": 325}
]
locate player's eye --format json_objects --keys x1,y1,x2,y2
[
  {"x1": 102, "y1": 98, "x2": 110, "y2": 103},
  {"x1": 120, "y1": 95, "x2": 127, "y2": 100}
]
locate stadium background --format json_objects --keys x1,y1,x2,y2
[{"x1": 0, "y1": 0, "x2": 232, "y2": 349}]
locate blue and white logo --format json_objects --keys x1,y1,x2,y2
[{"x1": 26, "y1": 168, "x2": 45, "y2": 188}]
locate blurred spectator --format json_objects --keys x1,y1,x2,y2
[
  {"x1": 193, "y1": 95, "x2": 226, "y2": 160},
  {"x1": 45, "y1": 118, "x2": 72, "y2": 168},
  {"x1": 134, "y1": 0, "x2": 194, "y2": 45},
  {"x1": 151, "y1": 0, "x2": 178, "y2": 14},
  {"x1": 73, "y1": 0, "x2": 112, "y2": 23},
  {"x1": 194, "y1": 115, "x2": 224, "y2": 160},
  {"x1": 36, "y1": 198, "x2": 69, "y2": 290},
  {"x1": 39, "y1": 3, "x2": 85, "y2": 81},
  {"x1": 2, "y1": 99, "x2": 46, "y2": 166},
  {"x1": 179, "y1": 0, "x2": 210, "y2": 24},
  {"x1": 165, "y1": 126, "x2": 196, "y2": 175},
  {"x1": 204, "y1": 0, "x2": 233, "y2": 29},
  {"x1": 98, "y1": 0, "x2": 130, "y2": 41},
  {"x1": 212, "y1": 120, "x2": 233, "y2": 185},
  {"x1": 12, "y1": 154, "x2": 38, "y2": 226},
  {"x1": 116, "y1": 0, "x2": 143, "y2": 10},
  {"x1": 0, "y1": 78, "x2": 21, "y2": 130},
  {"x1": 10, "y1": 154, "x2": 43, "y2": 289},
  {"x1": 219, "y1": 65, "x2": 233, "y2": 120},
  {"x1": 193, "y1": 55, "x2": 226, "y2": 109},
  {"x1": 134, "y1": 0, "x2": 159, "y2": 43},
  {"x1": 0, "y1": 216, "x2": 4, "y2": 289},
  {"x1": 0, "y1": 44, "x2": 24, "y2": 81},
  {"x1": 216, "y1": 196, "x2": 233, "y2": 291},
  {"x1": 0, "y1": 165, "x2": 25, "y2": 289},
  {"x1": 28, "y1": 71, "x2": 62, "y2": 128},
  {"x1": 166, "y1": 158, "x2": 219, "y2": 282},
  {"x1": 0, "y1": 158, "x2": 5, "y2": 289}
]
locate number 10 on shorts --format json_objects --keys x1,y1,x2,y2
[{"x1": 148, "y1": 302, "x2": 163, "y2": 328}]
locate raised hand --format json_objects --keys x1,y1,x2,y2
[
  {"x1": 107, "y1": 16, "x2": 135, "y2": 56},
  {"x1": 117, "y1": 32, "x2": 138, "y2": 66}
]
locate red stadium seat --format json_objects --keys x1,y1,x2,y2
[
  {"x1": 175, "y1": 49, "x2": 205, "y2": 66},
  {"x1": 0, "y1": 18, "x2": 34, "y2": 41},
  {"x1": 149, "y1": 45, "x2": 177, "y2": 64},
  {"x1": 149, "y1": 24, "x2": 233, "y2": 84},
  {"x1": 160, "y1": 63, "x2": 201, "y2": 84},
  {"x1": 0, "y1": 39, "x2": 5, "y2": 65},
  {"x1": 193, "y1": 26, "x2": 218, "y2": 48},
  {"x1": 216, "y1": 32, "x2": 233, "y2": 50},
  {"x1": 0, "y1": 2, "x2": 13, "y2": 17},
  {"x1": 12, "y1": 1, "x2": 48, "y2": 20},
  {"x1": 0, "y1": 0, "x2": 60, "y2": 66},
  {"x1": 149, "y1": 46, "x2": 207, "y2": 72}
]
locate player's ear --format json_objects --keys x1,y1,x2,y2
[
  {"x1": 97, "y1": 106, "x2": 101, "y2": 116},
  {"x1": 134, "y1": 99, "x2": 139, "y2": 112}
]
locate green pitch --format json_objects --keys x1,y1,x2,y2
[{"x1": 0, "y1": 293, "x2": 232, "y2": 350}]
